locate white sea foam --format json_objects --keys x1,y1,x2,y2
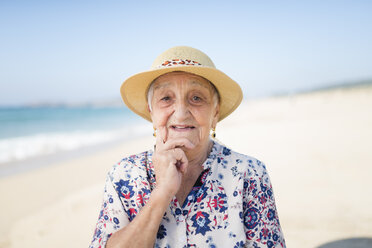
[{"x1": 0, "y1": 123, "x2": 152, "y2": 164}]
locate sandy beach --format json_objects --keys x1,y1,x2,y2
[{"x1": 1, "y1": 85, "x2": 371, "y2": 248}]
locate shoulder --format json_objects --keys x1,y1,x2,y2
[
  {"x1": 103, "y1": 150, "x2": 154, "y2": 220},
  {"x1": 108, "y1": 150, "x2": 153, "y2": 183},
  {"x1": 214, "y1": 141, "x2": 268, "y2": 179}
]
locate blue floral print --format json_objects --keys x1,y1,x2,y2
[
  {"x1": 90, "y1": 141, "x2": 286, "y2": 247},
  {"x1": 115, "y1": 179, "x2": 134, "y2": 199},
  {"x1": 157, "y1": 225, "x2": 167, "y2": 240},
  {"x1": 191, "y1": 211, "x2": 212, "y2": 235}
]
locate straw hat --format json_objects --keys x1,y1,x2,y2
[{"x1": 120, "y1": 46, "x2": 243, "y2": 122}]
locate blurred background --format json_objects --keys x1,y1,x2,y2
[
  {"x1": 1, "y1": 1, "x2": 372, "y2": 105},
  {"x1": 0, "y1": 1, "x2": 371, "y2": 247}
]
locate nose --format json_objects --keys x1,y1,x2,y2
[{"x1": 173, "y1": 98, "x2": 191, "y2": 121}]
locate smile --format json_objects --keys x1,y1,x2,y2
[{"x1": 170, "y1": 125, "x2": 195, "y2": 131}]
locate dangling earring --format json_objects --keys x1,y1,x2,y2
[
  {"x1": 211, "y1": 128, "x2": 216, "y2": 138},
  {"x1": 153, "y1": 127, "x2": 157, "y2": 137}
]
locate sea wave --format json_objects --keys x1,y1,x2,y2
[{"x1": 0, "y1": 123, "x2": 152, "y2": 164}]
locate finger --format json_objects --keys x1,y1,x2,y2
[
  {"x1": 154, "y1": 130, "x2": 165, "y2": 155},
  {"x1": 177, "y1": 148, "x2": 189, "y2": 174},
  {"x1": 173, "y1": 148, "x2": 188, "y2": 174},
  {"x1": 158, "y1": 126, "x2": 168, "y2": 144},
  {"x1": 155, "y1": 125, "x2": 166, "y2": 146},
  {"x1": 155, "y1": 126, "x2": 168, "y2": 148},
  {"x1": 163, "y1": 126, "x2": 168, "y2": 144}
]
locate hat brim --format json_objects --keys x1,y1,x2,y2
[{"x1": 120, "y1": 66, "x2": 243, "y2": 122}]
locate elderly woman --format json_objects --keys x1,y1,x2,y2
[{"x1": 90, "y1": 46, "x2": 286, "y2": 247}]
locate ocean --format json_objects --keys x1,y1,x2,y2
[{"x1": 0, "y1": 106, "x2": 151, "y2": 175}]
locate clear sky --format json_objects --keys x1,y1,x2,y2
[{"x1": 1, "y1": 0, "x2": 371, "y2": 106}]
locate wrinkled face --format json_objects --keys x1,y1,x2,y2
[{"x1": 149, "y1": 71, "x2": 219, "y2": 149}]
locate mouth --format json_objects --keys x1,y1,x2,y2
[{"x1": 170, "y1": 125, "x2": 195, "y2": 132}]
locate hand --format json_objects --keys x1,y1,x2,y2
[{"x1": 152, "y1": 126, "x2": 195, "y2": 198}]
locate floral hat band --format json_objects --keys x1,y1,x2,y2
[
  {"x1": 157, "y1": 59, "x2": 203, "y2": 68},
  {"x1": 120, "y1": 46, "x2": 243, "y2": 122}
]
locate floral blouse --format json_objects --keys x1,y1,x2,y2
[{"x1": 90, "y1": 141, "x2": 286, "y2": 248}]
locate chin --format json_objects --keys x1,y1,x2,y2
[
  {"x1": 168, "y1": 133, "x2": 198, "y2": 145},
  {"x1": 170, "y1": 133, "x2": 196, "y2": 141}
]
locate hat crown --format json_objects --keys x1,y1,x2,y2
[{"x1": 151, "y1": 46, "x2": 216, "y2": 69}]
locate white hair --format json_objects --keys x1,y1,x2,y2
[{"x1": 146, "y1": 77, "x2": 220, "y2": 112}]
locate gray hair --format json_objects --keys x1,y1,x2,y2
[{"x1": 146, "y1": 78, "x2": 220, "y2": 112}]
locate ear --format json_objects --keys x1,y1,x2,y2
[
  {"x1": 147, "y1": 103, "x2": 152, "y2": 115},
  {"x1": 211, "y1": 104, "x2": 220, "y2": 129},
  {"x1": 148, "y1": 104, "x2": 156, "y2": 126}
]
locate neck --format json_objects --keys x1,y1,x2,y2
[{"x1": 184, "y1": 139, "x2": 213, "y2": 172}]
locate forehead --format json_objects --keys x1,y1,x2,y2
[{"x1": 152, "y1": 72, "x2": 212, "y2": 91}]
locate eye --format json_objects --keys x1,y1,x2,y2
[
  {"x1": 161, "y1": 96, "x2": 171, "y2": 101},
  {"x1": 192, "y1": 95, "x2": 202, "y2": 102}
]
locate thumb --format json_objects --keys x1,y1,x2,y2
[{"x1": 177, "y1": 150, "x2": 188, "y2": 174}]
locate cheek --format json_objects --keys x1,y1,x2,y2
[
  {"x1": 193, "y1": 108, "x2": 215, "y2": 129},
  {"x1": 151, "y1": 108, "x2": 171, "y2": 127}
]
